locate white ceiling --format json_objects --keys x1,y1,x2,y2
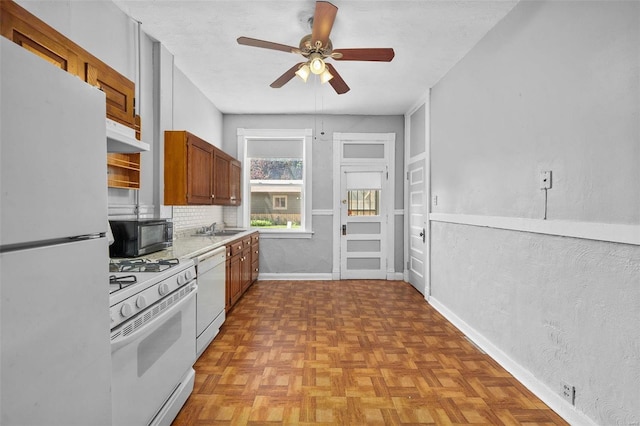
[{"x1": 113, "y1": 0, "x2": 518, "y2": 115}]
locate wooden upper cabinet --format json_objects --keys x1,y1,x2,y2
[
  {"x1": 164, "y1": 130, "x2": 242, "y2": 206},
  {"x1": 85, "y1": 62, "x2": 135, "y2": 128},
  {"x1": 1, "y1": 0, "x2": 137, "y2": 130},
  {"x1": 213, "y1": 151, "x2": 231, "y2": 205},
  {"x1": 165, "y1": 131, "x2": 214, "y2": 205},
  {"x1": 1, "y1": 1, "x2": 80, "y2": 74},
  {"x1": 187, "y1": 137, "x2": 215, "y2": 204},
  {"x1": 229, "y1": 160, "x2": 242, "y2": 206}
]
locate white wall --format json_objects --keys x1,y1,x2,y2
[
  {"x1": 169, "y1": 64, "x2": 225, "y2": 232},
  {"x1": 429, "y1": 1, "x2": 639, "y2": 424},
  {"x1": 173, "y1": 67, "x2": 223, "y2": 146}
]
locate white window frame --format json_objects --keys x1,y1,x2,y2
[{"x1": 237, "y1": 128, "x2": 313, "y2": 238}]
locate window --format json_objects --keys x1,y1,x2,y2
[
  {"x1": 272, "y1": 195, "x2": 287, "y2": 210},
  {"x1": 237, "y1": 129, "x2": 313, "y2": 236}
]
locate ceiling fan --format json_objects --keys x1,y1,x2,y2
[{"x1": 237, "y1": 1, "x2": 395, "y2": 95}]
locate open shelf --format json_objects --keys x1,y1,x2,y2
[{"x1": 107, "y1": 153, "x2": 140, "y2": 189}]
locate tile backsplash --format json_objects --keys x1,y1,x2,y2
[
  {"x1": 172, "y1": 206, "x2": 224, "y2": 235},
  {"x1": 170, "y1": 205, "x2": 241, "y2": 238}
]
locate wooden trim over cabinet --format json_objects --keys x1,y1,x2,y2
[
  {"x1": 1, "y1": 0, "x2": 137, "y2": 129},
  {"x1": 1, "y1": 0, "x2": 142, "y2": 191}
]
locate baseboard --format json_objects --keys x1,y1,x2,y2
[
  {"x1": 257, "y1": 273, "x2": 334, "y2": 281},
  {"x1": 427, "y1": 296, "x2": 598, "y2": 426},
  {"x1": 387, "y1": 271, "x2": 404, "y2": 280},
  {"x1": 259, "y1": 272, "x2": 405, "y2": 281}
]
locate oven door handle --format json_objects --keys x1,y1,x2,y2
[{"x1": 111, "y1": 285, "x2": 197, "y2": 353}]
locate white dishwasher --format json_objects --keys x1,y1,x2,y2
[{"x1": 195, "y1": 246, "x2": 227, "y2": 357}]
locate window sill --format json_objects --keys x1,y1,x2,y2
[{"x1": 254, "y1": 229, "x2": 314, "y2": 239}]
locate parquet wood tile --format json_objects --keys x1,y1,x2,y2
[{"x1": 172, "y1": 280, "x2": 567, "y2": 425}]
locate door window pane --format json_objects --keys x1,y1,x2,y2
[{"x1": 347, "y1": 190, "x2": 380, "y2": 216}]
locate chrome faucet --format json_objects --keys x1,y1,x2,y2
[{"x1": 209, "y1": 222, "x2": 217, "y2": 234}]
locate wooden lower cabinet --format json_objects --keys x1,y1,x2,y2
[
  {"x1": 251, "y1": 233, "x2": 259, "y2": 282},
  {"x1": 226, "y1": 232, "x2": 259, "y2": 312}
]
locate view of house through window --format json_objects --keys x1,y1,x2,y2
[{"x1": 250, "y1": 158, "x2": 302, "y2": 229}]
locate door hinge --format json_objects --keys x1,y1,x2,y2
[
  {"x1": 407, "y1": 171, "x2": 410, "y2": 180},
  {"x1": 407, "y1": 260, "x2": 410, "y2": 269}
]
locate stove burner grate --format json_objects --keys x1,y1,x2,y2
[
  {"x1": 109, "y1": 274, "x2": 137, "y2": 291},
  {"x1": 109, "y1": 258, "x2": 180, "y2": 273}
]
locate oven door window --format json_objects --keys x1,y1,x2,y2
[{"x1": 138, "y1": 312, "x2": 182, "y2": 377}]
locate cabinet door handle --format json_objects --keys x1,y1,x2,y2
[{"x1": 211, "y1": 194, "x2": 215, "y2": 199}]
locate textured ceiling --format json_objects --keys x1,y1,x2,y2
[{"x1": 114, "y1": 0, "x2": 518, "y2": 115}]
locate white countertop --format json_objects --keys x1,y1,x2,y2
[{"x1": 144, "y1": 229, "x2": 254, "y2": 260}]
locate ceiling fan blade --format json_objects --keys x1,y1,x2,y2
[
  {"x1": 325, "y1": 63, "x2": 350, "y2": 94},
  {"x1": 237, "y1": 36, "x2": 298, "y2": 54},
  {"x1": 311, "y1": 1, "x2": 338, "y2": 48},
  {"x1": 270, "y1": 63, "x2": 305, "y2": 88},
  {"x1": 332, "y1": 48, "x2": 395, "y2": 62}
]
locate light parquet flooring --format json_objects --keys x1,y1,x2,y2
[{"x1": 172, "y1": 280, "x2": 567, "y2": 425}]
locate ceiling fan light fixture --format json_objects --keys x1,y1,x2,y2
[
  {"x1": 309, "y1": 53, "x2": 326, "y2": 75},
  {"x1": 295, "y1": 63, "x2": 311, "y2": 82},
  {"x1": 320, "y1": 68, "x2": 333, "y2": 84}
]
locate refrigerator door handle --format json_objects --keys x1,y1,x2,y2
[{"x1": 71, "y1": 233, "x2": 106, "y2": 241}]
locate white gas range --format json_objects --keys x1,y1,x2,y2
[{"x1": 109, "y1": 257, "x2": 197, "y2": 426}]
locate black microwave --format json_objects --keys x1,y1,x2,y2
[{"x1": 108, "y1": 219, "x2": 173, "y2": 258}]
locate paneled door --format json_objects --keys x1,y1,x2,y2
[
  {"x1": 406, "y1": 102, "x2": 429, "y2": 295},
  {"x1": 339, "y1": 166, "x2": 388, "y2": 279},
  {"x1": 407, "y1": 158, "x2": 427, "y2": 294}
]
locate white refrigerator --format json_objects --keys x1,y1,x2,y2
[{"x1": 0, "y1": 39, "x2": 112, "y2": 425}]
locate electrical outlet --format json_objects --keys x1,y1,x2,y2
[
  {"x1": 540, "y1": 170, "x2": 552, "y2": 189},
  {"x1": 432, "y1": 195, "x2": 438, "y2": 206},
  {"x1": 561, "y1": 382, "x2": 575, "y2": 405}
]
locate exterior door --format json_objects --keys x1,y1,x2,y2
[{"x1": 340, "y1": 166, "x2": 388, "y2": 279}]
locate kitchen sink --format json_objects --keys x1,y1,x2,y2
[
  {"x1": 191, "y1": 229, "x2": 245, "y2": 237},
  {"x1": 213, "y1": 230, "x2": 244, "y2": 236}
]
